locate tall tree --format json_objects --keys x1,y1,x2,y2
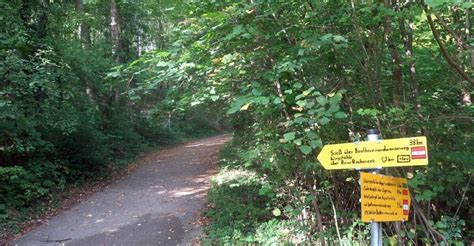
[
  {"x1": 76, "y1": 0, "x2": 91, "y2": 49},
  {"x1": 110, "y1": 0, "x2": 122, "y2": 63}
]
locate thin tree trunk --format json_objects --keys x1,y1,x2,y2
[
  {"x1": 399, "y1": 1, "x2": 428, "y2": 135},
  {"x1": 76, "y1": 0, "x2": 91, "y2": 49},
  {"x1": 383, "y1": 0, "x2": 404, "y2": 109},
  {"x1": 274, "y1": 80, "x2": 291, "y2": 121},
  {"x1": 350, "y1": 0, "x2": 379, "y2": 109},
  {"x1": 110, "y1": 0, "x2": 122, "y2": 63},
  {"x1": 464, "y1": 2, "x2": 473, "y2": 105},
  {"x1": 465, "y1": 1, "x2": 473, "y2": 69},
  {"x1": 310, "y1": 189, "x2": 325, "y2": 246},
  {"x1": 37, "y1": 0, "x2": 49, "y2": 39},
  {"x1": 75, "y1": 0, "x2": 95, "y2": 101},
  {"x1": 157, "y1": 16, "x2": 165, "y2": 49},
  {"x1": 399, "y1": 9, "x2": 417, "y2": 103}
]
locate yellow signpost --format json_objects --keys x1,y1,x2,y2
[
  {"x1": 318, "y1": 131, "x2": 425, "y2": 244},
  {"x1": 317, "y1": 136, "x2": 428, "y2": 170},
  {"x1": 360, "y1": 172, "x2": 411, "y2": 222}
]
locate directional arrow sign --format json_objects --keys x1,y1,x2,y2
[{"x1": 317, "y1": 136, "x2": 428, "y2": 170}]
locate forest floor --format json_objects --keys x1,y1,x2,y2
[{"x1": 14, "y1": 134, "x2": 231, "y2": 246}]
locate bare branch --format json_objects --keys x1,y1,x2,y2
[{"x1": 423, "y1": 4, "x2": 474, "y2": 85}]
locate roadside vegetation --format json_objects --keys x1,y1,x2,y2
[
  {"x1": 0, "y1": 1, "x2": 222, "y2": 241},
  {"x1": 1, "y1": 0, "x2": 472, "y2": 244}
]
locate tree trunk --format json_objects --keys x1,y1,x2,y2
[
  {"x1": 350, "y1": 0, "x2": 382, "y2": 110},
  {"x1": 76, "y1": 0, "x2": 91, "y2": 49},
  {"x1": 465, "y1": 1, "x2": 473, "y2": 69},
  {"x1": 37, "y1": 0, "x2": 49, "y2": 40},
  {"x1": 157, "y1": 16, "x2": 165, "y2": 49},
  {"x1": 384, "y1": 0, "x2": 404, "y2": 108},
  {"x1": 110, "y1": 0, "x2": 122, "y2": 63},
  {"x1": 399, "y1": 2, "x2": 427, "y2": 135}
]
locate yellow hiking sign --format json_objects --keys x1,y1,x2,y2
[
  {"x1": 317, "y1": 136, "x2": 428, "y2": 170},
  {"x1": 360, "y1": 172, "x2": 411, "y2": 222}
]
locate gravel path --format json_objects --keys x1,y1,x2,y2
[{"x1": 14, "y1": 135, "x2": 231, "y2": 246}]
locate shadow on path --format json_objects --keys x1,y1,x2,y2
[{"x1": 14, "y1": 135, "x2": 231, "y2": 246}]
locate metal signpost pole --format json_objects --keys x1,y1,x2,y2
[
  {"x1": 366, "y1": 129, "x2": 382, "y2": 246},
  {"x1": 317, "y1": 128, "x2": 428, "y2": 246}
]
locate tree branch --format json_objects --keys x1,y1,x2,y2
[
  {"x1": 434, "y1": 14, "x2": 470, "y2": 50},
  {"x1": 423, "y1": 4, "x2": 474, "y2": 85},
  {"x1": 411, "y1": 192, "x2": 449, "y2": 245}
]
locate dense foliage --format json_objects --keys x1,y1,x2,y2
[
  {"x1": 1, "y1": 0, "x2": 472, "y2": 244},
  {"x1": 122, "y1": 0, "x2": 472, "y2": 244},
  {"x1": 0, "y1": 0, "x2": 219, "y2": 239}
]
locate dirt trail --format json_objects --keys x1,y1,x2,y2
[{"x1": 14, "y1": 135, "x2": 231, "y2": 246}]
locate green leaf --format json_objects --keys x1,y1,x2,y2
[
  {"x1": 283, "y1": 132, "x2": 296, "y2": 141},
  {"x1": 334, "y1": 111, "x2": 346, "y2": 119},
  {"x1": 295, "y1": 93, "x2": 306, "y2": 100},
  {"x1": 306, "y1": 101, "x2": 315, "y2": 108},
  {"x1": 210, "y1": 95, "x2": 219, "y2": 101},
  {"x1": 425, "y1": 0, "x2": 449, "y2": 8},
  {"x1": 272, "y1": 208, "x2": 281, "y2": 217},
  {"x1": 310, "y1": 140, "x2": 323, "y2": 148},
  {"x1": 328, "y1": 104, "x2": 340, "y2": 113},
  {"x1": 419, "y1": 190, "x2": 434, "y2": 201},
  {"x1": 296, "y1": 100, "x2": 307, "y2": 107},
  {"x1": 225, "y1": 25, "x2": 245, "y2": 40},
  {"x1": 461, "y1": 2, "x2": 472, "y2": 8},
  {"x1": 316, "y1": 96, "x2": 327, "y2": 106},
  {"x1": 227, "y1": 106, "x2": 239, "y2": 114},
  {"x1": 299, "y1": 145, "x2": 312, "y2": 155},
  {"x1": 333, "y1": 35, "x2": 347, "y2": 42},
  {"x1": 435, "y1": 221, "x2": 447, "y2": 229},
  {"x1": 106, "y1": 71, "x2": 121, "y2": 78},
  {"x1": 306, "y1": 194, "x2": 316, "y2": 203},
  {"x1": 273, "y1": 97, "x2": 282, "y2": 104},
  {"x1": 305, "y1": 131, "x2": 317, "y2": 139},
  {"x1": 293, "y1": 138, "x2": 303, "y2": 146},
  {"x1": 255, "y1": 96, "x2": 269, "y2": 105},
  {"x1": 321, "y1": 33, "x2": 333, "y2": 41},
  {"x1": 252, "y1": 88, "x2": 262, "y2": 96},
  {"x1": 319, "y1": 117, "x2": 330, "y2": 125},
  {"x1": 329, "y1": 93, "x2": 342, "y2": 106},
  {"x1": 303, "y1": 87, "x2": 315, "y2": 95},
  {"x1": 259, "y1": 185, "x2": 274, "y2": 197},
  {"x1": 209, "y1": 87, "x2": 216, "y2": 94},
  {"x1": 293, "y1": 83, "x2": 303, "y2": 89},
  {"x1": 294, "y1": 117, "x2": 307, "y2": 124}
]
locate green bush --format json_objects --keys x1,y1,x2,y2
[
  {"x1": 58, "y1": 123, "x2": 110, "y2": 181},
  {"x1": 0, "y1": 161, "x2": 64, "y2": 212},
  {"x1": 204, "y1": 167, "x2": 271, "y2": 243}
]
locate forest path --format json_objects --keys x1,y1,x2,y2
[{"x1": 15, "y1": 135, "x2": 231, "y2": 246}]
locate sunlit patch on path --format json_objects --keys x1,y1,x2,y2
[{"x1": 15, "y1": 134, "x2": 231, "y2": 245}]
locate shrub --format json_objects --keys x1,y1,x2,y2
[
  {"x1": 0, "y1": 160, "x2": 64, "y2": 214},
  {"x1": 204, "y1": 166, "x2": 271, "y2": 243}
]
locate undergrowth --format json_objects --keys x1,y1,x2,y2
[
  {"x1": 0, "y1": 117, "x2": 221, "y2": 242},
  {"x1": 202, "y1": 140, "x2": 310, "y2": 244},
  {"x1": 203, "y1": 138, "x2": 454, "y2": 245}
]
